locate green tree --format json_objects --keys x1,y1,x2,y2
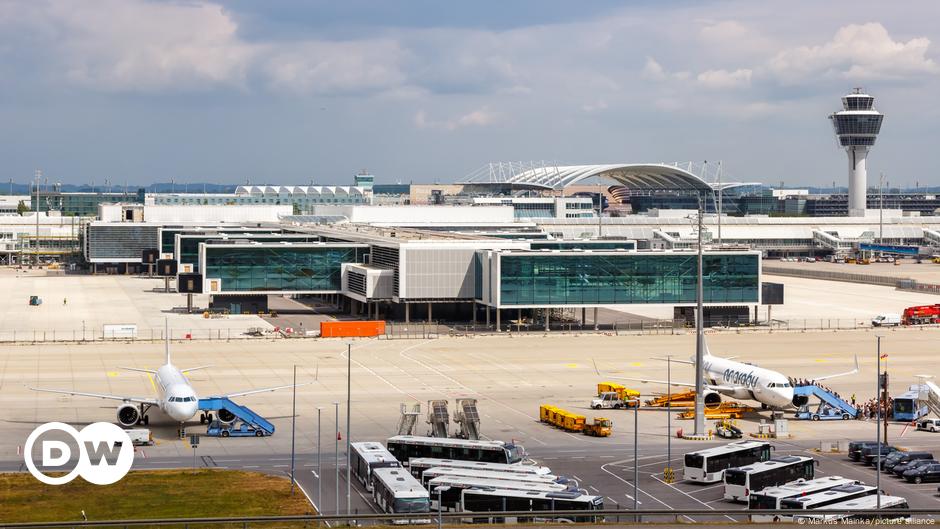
[{"x1": 16, "y1": 200, "x2": 28, "y2": 215}]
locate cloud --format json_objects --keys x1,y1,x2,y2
[
  {"x1": 582, "y1": 100, "x2": 608, "y2": 113},
  {"x1": 696, "y1": 68, "x2": 753, "y2": 89},
  {"x1": 414, "y1": 107, "x2": 499, "y2": 131},
  {"x1": 264, "y1": 39, "x2": 408, "y2": 95},
  {"x1": 769, "y1": 22, "x2": 940, "y2": 82}
]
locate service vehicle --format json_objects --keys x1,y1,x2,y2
[
  {"x1": 418, "y1": 467, "x2": 569, "y2": 491},
  {"x1": 371, "y1": 466, "x2": 431, "y2": 524},
  {"x1": 427, "y1": 475, "x2": 568, "y2": 511},
  {"x1": 778, "y1": 484, "x2": 878, "y2": 518},
  {"x1": 684, "y1": 440, "x2": 773, "y2": 484},
  {"x1": 723, "y1": 455, "x2": 816, "y2": 502},
  {"x1": 351, "y1": 441, "x2": 401, "y2": 492},
  {"x1": 386, "y1": 435, "x2": 524, "y2": 466},
  {"x1": 748, "y1": 476, "x2": 858, "y2": 522},
  {"x1": 893, "y1": 385, "x2": 929, "y2": 421},
  {"x1": 206, "y1": 419, "x2": 265, "y2": 437},
  {"x1": 592, "y1": 382, "x2": 639, "y2": 408},
  {"x1": 871, "y1": 313, "x2": 901, "y2": 327},
  {"x1": 120, "y1": 428, "x2": 153, "y2": 446},
  {"x1": 539, "y1": 404, "x2": 611, "y2": 436},
  {"x1": 792, "y1": 495, "x2": 910, "y2": 524},
  {"x1": 902, "y1": 304, "x2": 940, "y2": 325},
  {"x1": 795, "y1": 403, "x2": 854, "y2": 421},
  {"x1": 917, "y1": 418, "x2": 940, "y2": 432},
  {"x1": 406, "y1": 458, "x2": 550, "y2": 480},
  {"x1": 903, "y1": 462, "x2": 940, "y2": 483},
  {"x1": 459, "y1": 487, "x2": 604, "y2": 524}
]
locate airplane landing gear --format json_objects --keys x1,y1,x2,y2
[
  {"x1": 178, "y1": 422, "x2": 186, "y2": 439},
  {"x1": 137, "y1": 403, "x2": 152, "y2": 425}
]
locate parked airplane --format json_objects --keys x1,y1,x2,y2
[
  {"x1": 598, "y1": 340, "x2": 858, "y2": 409},
  {"x1": 30, "y1": 336, "x2": 301, "y2": 430}
]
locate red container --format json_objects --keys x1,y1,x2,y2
[{"x1": 319, "y1": 320, "x2": 386, "y2": 338}]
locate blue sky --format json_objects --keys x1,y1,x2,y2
[{"x1": 1, "y1": 0, "x2": 939, "y2": 188}]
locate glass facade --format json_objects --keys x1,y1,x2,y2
[
  {"x1": 32, "y1": 190, "x2": 145, "y2": 216},
  {"x1": 204, "y1": 245, "x2": 367, "y2": 292},
  {"x1": 180, "y1": 234, "x2": 321, "y2": 272},
  {"x1": 531, "y1": 240, "x2": 635, "y2": 250},
  {"x1": 498, "y1": 253, "x2": 759, "y2": 306}
]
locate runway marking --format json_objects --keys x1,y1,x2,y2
[
  {"x1": 296, "y1": 473, "x2": 326, "y2": 525},
  {"x1": 589, "y1": 486, "x2": 599, "y2": 492},
  {"x1": 146, "y1": 373, "x2": 157, "y2": 394},
  {"x1": 648, "y1": 472, "x2": 736, "y2": 522},
  {"x1": 565, "y1": 363, "x2": 579, "y2": 368},
  {"x1": 630, "y1": 362, "x2": 643, "y2": 367},
  {"x1": 106, "y1": 371, "x2": 119, "y2": 377}
]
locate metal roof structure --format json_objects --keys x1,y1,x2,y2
[{"x1": 461, "y1": 162, "x2": 758, "y2": 192}]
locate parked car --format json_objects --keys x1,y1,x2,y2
[
  {"x1": 871, "y1": 313, "x2": 902, "y2": 327},
  {"x1": 916, "y1": 418, "x2": 940, "y2": 433},
  {"x1": 884, "y1": 451, "x2": 933, "y2": 472},
  {"x1": 862, "y1": 445, "x2": 899, "y2": 466},
  {"x1": 903, "y1": 463, "x2": 940, "y2": 484},
  {"x1": 893, "y1": 459, "x2": 938, "y2": 478},
  {"x1": 848, "y1": 441, "x2": 879, "y2": 462}
]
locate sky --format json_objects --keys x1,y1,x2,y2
[{"x1": 1, "y1": 0, "x2": 939, "y2": 188}]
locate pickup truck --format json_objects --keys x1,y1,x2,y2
[{"x1": 206, "y1": 419, "x2": 266, "y2": 438}]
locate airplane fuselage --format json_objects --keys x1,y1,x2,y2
[
  {"x1": 154, "y1": 364, "x2": 200, "y2": 422},
  {"x1": 702, "y1": 356, "x2": 794, "y2": 408}
]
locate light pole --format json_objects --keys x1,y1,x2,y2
[
  {"x1": 666, "y1": 355, "x2": 672, "y2": 481},
  {"x1": 334, "y1": 401, "x2": 340, "y2": 516},
  {"x1": 876, "y1": 336, "x2": 882, "y2": 510},
  {"x1": 345, "y1": 343, "x2": 352, "y2": 517},
  {"x1": 317, "y1": 406, "x2": 323, "y2": 513},
  {"x1": 435, "y1": 485, "x2": 450, "y2": 529},
  {"x1": 631, "y1": 397, "x2": 639, "y2": 522},
  {"x1": 693, "y1": 193, "x2": 706, "y2": 437},
  {"x1": 290, "y1": 364, "x2": 297, "y2": 494}
]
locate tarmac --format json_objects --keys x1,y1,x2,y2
[{"x1": 2, "y1": 329, "x2": 940, "y2": 516}]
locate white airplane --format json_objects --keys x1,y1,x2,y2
[
  {"x1": 31, "y1": 337, "x2": 301, "y2": 430},
  {"x1": 599, "y1": 341, "x2": 859, "y2": 409}
]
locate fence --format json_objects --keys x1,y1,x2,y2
[
  {"x1": 0, "y1": 327, "x2": 278, "y2": 344},
  {"x1": 763, "y1": 265, "x2": 903, "y2": 287},
  {"x1": 0, "y1": 508, "x2": 937, "y2": 528}
]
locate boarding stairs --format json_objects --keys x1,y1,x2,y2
[
  {"x1": 198, "y1": 397, "x2": 276, "y2": 436},
  {"x1": 453, "y1": 398, "x2": 481, "y2": 440},
  {"x1": 792, "y1": 385, "x2": 858, "y2": 419},
  {"x1": 917, "y1": 380, "x2": 940, "y2": 417},
  {"x1": 397, "y1": 403, "x2": 421, "y2": 436},
  {"x1": 427, "y1": 399, "x2": 450, "y2": 438}
]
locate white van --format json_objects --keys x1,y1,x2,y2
[
  {"x1": 121, "y1": 428, "x2": 154, "y2": 446},
  {"x1": 916, "y1": 418, "x2": 940, "y2": 433},
  {"x1": 871, "y1": 313, "x2": 901, "y2": 327}
]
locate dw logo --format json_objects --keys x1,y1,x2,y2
[{"x1": 24, "y1": 422, "x2": 134, "y2": 485}]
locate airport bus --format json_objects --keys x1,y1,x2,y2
[
  {"x1": 459, "y1": 488, "x2": 604, "y2": 523},
  {"x1": 778, "y1": 484, "x2": 878, "y2": 518},
  {"x1": 684, "y1": 441, "x2": 773, "y2": 483},
  {"x1": 386, "y1": 436, "x2": 525, "y2": 466},
  {"x1": 350, "y1": 441, "x2": 402, "y2": 492},
  {"x1": 723, "y1": 455, "x2": 816, "y2": 502},
  {"x1": 792, "y1": 495, "x2": 910, "y2": 524},
  {"x1": 893, "y1": 386, "x2": 929, "y2": 422},
  {"x1": 427, "y1": 475, "x2": 570, "y2": 511},
  {"x1": 748, "y1": 476, "x2": 857, "y2": 522},
  {"x1": 408, "y1": 458, "x2": 550, "y2": 480},
  {"x1": 419, "y1": 467, "x2": 570, "y2": 491},
  {"x1": 371, "y1": 466, "x2": 431, "y2": 524}
]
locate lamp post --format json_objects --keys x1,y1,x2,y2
[
  {"x1": 317, "y1": 406, "x2": 322, "y2": 513},
  {"x1": 345, "y1": 343, "x2": 352, "y2": 517},
  {"x1": 290, "y1": 364, "x2": 297, "y2": 494},
  {"x1": 435, "y1": 485, "x2": 450, "y2": 529},
  {"x1": 693, "y1": 194, "x2": 706, "y2": 437},
  {"x1": 666, "y1": 355, "x2": 672, "y2": 481},
  {"x1": 876, "y1": 336, "x2": 883, "y2": 510},
  {"x1": 334, "y1": 401, "x2": 340, "y2": 516}
]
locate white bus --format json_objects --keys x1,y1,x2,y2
[
  {"x1": 420, "y1": 467, "x2": 570, "y2": 491},
  {"x1": 748, "y1": 476, "x2": 857, "y2": 521},
  {"x1": 459, "y1": 488, "x2": 604, "y2": 523},
  {"x1": 428, "y1": 475, "x2": 569, "y2": 511},
  {"x1": 387, "y1": 436, "x2": 525, "y2": 466},
  {"x1": 777, "y1": 484, "x2": 877, "y2": 520},
  {"x1": 408, "y1": 458, "x2": 551, "y2": 480},
  {"x1": 371, "y1": 466, "x2": 431, "y2": 524},
  {"x1": 792, "y1": 495, "x2": 910, "y2": 524},
  {"x1": 723, "y1": 455, "x2": 816, "y2": 502},
  {"x1": 684, "y1": 441, "x2": 773, "y2": 483},
  {"x1": 351, "y1": 441, "x2": 402, "y2": 492}
]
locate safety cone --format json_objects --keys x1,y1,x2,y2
[{"x1": 337, "y1": 431, "x2": 342, "y2": 441}]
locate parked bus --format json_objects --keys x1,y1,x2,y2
[
  {"x1": 748, "y1": 476, "x2": 857, "y2": 522},
  {"x1": 893, "y1": 386, "x2": 929, "y2": 422},
  {"x1": 778, "y1": 484, "x2": 878, "y2": 519},
  {"x1": 350, "y1": 441, "x2": 401, "y2": 492},
  {"x1": 724, "y1": 455, "x2": 816, "y2": 502},
  {"x1": 371, "y1": 466, "x2": 431, "y2": 524},
  {"x1": 792, "y1": 495, "x2": 910, "y2": 524},
  {"x1": 684, "y1": 441, "x2": 773, "y2": 483},
  {"x1": 419, "y1": 467, "x2": 570, "y2": 491},
  {"x1": 459, "y1": 488, "x2": 604, "y2": 523},
  {"x1": 387, "y1": 436, "x2": 524, "y2": 466},
  {"x1": 408, "y1": 458, "x2": 550, "y2": 480},
  {"x1": 427, "y1": 475, "x2": 569, "y2": 511}
]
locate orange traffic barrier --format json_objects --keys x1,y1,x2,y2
[{"x1": 319, "y1": 320, "x2": 386, "y2": 338}]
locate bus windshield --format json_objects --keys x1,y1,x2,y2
[
  {"x1": 684, "y1": 454, "x2": 704, "y2": 469},
  {"x1": 394, "y1": 497, "x2": 430, "y2": 513},
  {"x1": 894, "y1": 399, "x2": 913, "y2": 413},
  {"x1": 749, "y1": 494, "x2": 780, "y2": 509}
]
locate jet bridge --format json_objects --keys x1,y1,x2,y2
[
  {"x1": 453, "y1": 398, "x2": 481, "y2": 440},
  {"x1": 427, "y1": 399, "x2": 450, "y2": 438}
]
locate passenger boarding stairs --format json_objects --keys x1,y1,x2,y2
[
  {"x1": 453, "y1": 398, "x2": 481, "y2": 440},
  {"x1": 792, "y1": 385, "x2": 858, "y2": 419},
  {"x1": 198, "y1": 397, "x2": 276, "y2": 436},
  {"x1": 397, "y1": 403, "x2": 421, "y2": 436},
  {"x1": 916, "y1": 379, "x2": 940, "y2": 417},
  {"x1": 427, "y1": 399, "x2": 450, "y2": 438}
]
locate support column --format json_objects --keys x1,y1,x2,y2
[
  {"x1": 485, "y1": 306, "x2": 490, "y2": 326},
  {"x1": 544, "y1": 310, "x2": 550, "y2": 331},
  {"x1": 581, "y1": 307, "x2": 586, "y2": 326},
  {"x1": 405, "y1": 303, "x2": 410, "y2": 323},
  {"x1": 518, "y1": 309, "x2": 522, "y2": 331},
  {"x1": 495, "y1": 308, "x2": 500, "y2": 331},
  {"x1": 427, "y1": 302, "x2": 433, "y2": 323},
  {"x1": 593, "y1": 307, "x2": 599, "y2": 330},
  {"x1": 472, "y1": 302, "x2": 477, "y2": 324}
]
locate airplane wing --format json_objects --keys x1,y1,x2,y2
[
  {"x1": 181, "y1": 365, "x2": 212, "y2": 374},
  {"x1": 591, "y1": 361, "x2": 736, "y2": 392},
  {"x1": 119, "y1": 367, "x2": 157, "y2": 374},
  {"x1": 811, "y1": 355, "x2": 860, "y2": 382},
  {"x1": 652, "y1": 357, "x2": 695, "y2": 365},
  {"x1": 30, "y1": 387, "x2": 159, "y2": 405},
  {"x1": 211, "y1": 383, "x2": 309, "y2": 399}
]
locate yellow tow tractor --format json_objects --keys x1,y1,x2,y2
[
  {"x1": 593, "y1": 382, "x2": 640, "y2": 409},
  {"x1": 540, "y1": 404, "x2": 612, "y2": 437}
]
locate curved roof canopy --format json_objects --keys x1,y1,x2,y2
[{"x1": 484, "y1": 164, "x2": 715, "y2": 191}]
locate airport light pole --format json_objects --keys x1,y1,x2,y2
[
  {"x1": 317, "y1": 406, "x2": 322, "y2": 514},
  {"x1": 876, "y1": 336, "x2": 882, "y2": 510},
  {"x1": 435, "y1": 486, "x2": 450, "y2": 529},
  {"x1": 334, "y1": 401, "x2": 340, "y2": 516},
  {"x1": 693, "y1": 193, "x2": 706, "y2": 437},
  {"x1": 346, "y1": 343, "x2": 352, "y2": 518},
  {"x1": 290, "y1": 364, "x2": 297, "y2": 495},
  {"x1": 632, "y1": 397, "x2": 639, "y2": 521},
  {"x1": 667, "y1": 355, "x2": 672, "y2": 479}
]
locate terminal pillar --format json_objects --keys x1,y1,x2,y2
[
  {"x1": 405, "y1": 303, "x2": 410, "y2": 323},
  {"x1": 428, "y1": 302, "x2": 433, "y2": 323},
  {"x1": 472, "y1": 302, "x2": 477, "y2": 324},
  {"x1": 485, "y1": 306, "x2": 490, "y2": 326},
  {"x1": 593, "y1": 308, "x2": 599, "y2": 330},
  {"x1": 545, "y1": 310, "x2": 550, "y2": 331},
  {"x1": 495, "y1": 309, "x2": 500, "y2": 331},
  {"x1": 581, "y1": 308, "x2": 586, "y2": 326}
]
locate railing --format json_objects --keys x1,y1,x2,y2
[{"x1": 1, "y1": 508, "x2": 937, "y2": 528}]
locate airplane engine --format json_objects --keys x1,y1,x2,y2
[
  {"x1": 792, "y1": 394, "x2": 809, "y2": 407},
  {"x1": 217, "y1": 408, "x2": 237, "y2": 425},
  {"x1": 117, "y1": 405, "x2": 140, "y2": 427},
  {"x1": 704, "y1": 390, "x2": 722, "y2": 408}
]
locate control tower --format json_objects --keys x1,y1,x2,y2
[{"x1": 829, "y1": 88, "x2": 884, "y2": 217}]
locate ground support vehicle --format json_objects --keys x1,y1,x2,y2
[
  {"x1": 539, "y1": 405, "x2": 611, "y2": 436},
  {"x1": 206, "y1": 419, "x2": 266, "y2": 437}
]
